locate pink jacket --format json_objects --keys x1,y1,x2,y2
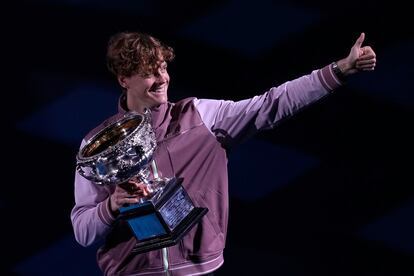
[{"x1": 71, "y1": 64, "x2": 341, "y2": 275}]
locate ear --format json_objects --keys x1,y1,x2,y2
[{"x1": 117, "y1": 76, "x2": 129, "y2": 89}]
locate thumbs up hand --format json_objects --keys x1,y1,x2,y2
[{"x1": 336, "y1": 32, "x2": 376, "y2": 77}]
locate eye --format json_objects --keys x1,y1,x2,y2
[
  {"x1": 141, "y1": 73, "x2": 153, "y2": 79},
  {"x1": 159, "y1": 63, "x2": 168, "y2": 72}
]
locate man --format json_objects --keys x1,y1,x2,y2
[{"x1": 71, "y1": 31, "x2": 376, "y2": 275}]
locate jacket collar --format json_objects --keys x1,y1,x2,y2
[{"x1": 117, "y1": 93, "x2": 168, "y2": 131}]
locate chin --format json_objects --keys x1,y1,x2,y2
[{"x1": 157, "y1": 94, "x2": 168, "y2": 104}]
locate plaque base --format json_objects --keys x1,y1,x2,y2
[
  {"x1": 132, "y1": 207, "x2": 207, "y2": 254},
  {"x1": 119, "y1": 177, "x2": 208, "y2": 254}
]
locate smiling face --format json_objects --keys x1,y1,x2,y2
[
  {"x1": 119, "y1": 61, "x2": 170, "y2": 113},
  {"x1": 106, "y1": 32, "x2": 175, "y2": 113}
]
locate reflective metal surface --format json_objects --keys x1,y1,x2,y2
[{"x1": 76, "y1": 110, "x2": 156, "y2": 185}]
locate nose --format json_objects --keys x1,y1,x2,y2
[{"x1": 155, "y1": 71, "x2": 167, "y2": 82}]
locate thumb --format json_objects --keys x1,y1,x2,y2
[{"x1": 353, "y1": 32, "x2": 365, "y2": 48}]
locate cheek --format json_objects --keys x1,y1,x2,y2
[{"x1": 142, "y1": 80, "x2": 155, "y2": 91}]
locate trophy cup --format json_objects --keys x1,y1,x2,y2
[{"x1": 76, "y1": 111, "x2": 208, "y2": 254}]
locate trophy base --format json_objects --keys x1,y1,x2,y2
[
  {"x1": 119, "y1": 177, "x2": 208, "y2": 254},
  {"x1": 131, "y1": 207, "x2": 207, "y2": 254}
]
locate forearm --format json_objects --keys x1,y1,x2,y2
[
  {"x1": 195, "y1": 64, "x2": 341, "y2": 147},
  {"x1": 71, "y1": 172, "x2": 116, "y2": 246}
]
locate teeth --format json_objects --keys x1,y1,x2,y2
[{"x1": 150, "y1": 86, "x2": 165, "y2": 93}]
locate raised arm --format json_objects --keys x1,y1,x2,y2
[
  {"x1": 194, "y1": 64, "x2": 337, "y2": 148},
  {"x1": 194, "y1": 33, "x2": 376, "y2": 149}
]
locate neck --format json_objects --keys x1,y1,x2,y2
[{"x1": 126, "y1": 96, "x2": 147, "y2": 114}]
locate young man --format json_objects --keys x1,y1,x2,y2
[{"x1": 71, "y1": 31, "x2": 376, "y2": 275}]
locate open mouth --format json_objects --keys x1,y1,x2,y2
[{"x1": 149, "y1": 85, "x2": 166, "y2": 93}]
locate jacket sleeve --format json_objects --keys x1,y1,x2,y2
[
  {"x1": 70, "y1": 140, "x2": 117, "y2": 247},
  {"x1": 193, "y1": 64, "x2": 342, "y2": 148}
]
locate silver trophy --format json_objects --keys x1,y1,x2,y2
[{"x1": 76, "y1": 111, "x2": 207, "y2": 253}]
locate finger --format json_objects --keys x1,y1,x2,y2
[
  {"x1": 356, "y1": 59, "x2": 376, "y2": 66},
  {"x1": 113, "y1": 187, "x2": 125, "y2": 195},
  {"x1": 361, "y1": 67, "x2": 375, "y2": 71},
  {"x1": 120, "y1": 197, "x2": 140, "y2": 205},
  {"x1": 355, "y1": 60, "x2": 377, "y2": 67},
  {"x1": 357, "y1": 54, "x2": 376, "y2": 61},
  {"x1": 119, "y1": 185, "x2": 146, "y2": 196},
  {"x1": 353, "y1": 32, "x2": 365, "y2": 48},
  {"x1": 136, "y1": 183, "x2": 150, "y2": 196},
  {"x1": 118, "y1": 182, "x2": 132, "y2": 190},
  {"x1": 129, "y1": 181, "x2": 146, "y2": 191},
  {"x1": 358, "y1": 48, "x2": 376, "y2": 60},
  {"x1": 128, "y1": 178, "x2": 143, "y2": 185},
  {"x1": 362, "y1": 46, "x2": 375, "y2": 55},
  {"x1": 141, "y1": 187, "x2": 149, "y2": 197},
  {"x1": 116, "y1": 185, "x2": 132, "y2": 195},
  {"x1": 120, "y1": 177, "x2": 142, "y2": 186},
  {"x1": 357, "y1": 63, "x2": 376, "y2": 70},
  {"x1": 114, "y1": 185, "x2": 140, "y2": 198},
  {"x1": 119, "y1": 182, "x2": 140, "y2": 194}
]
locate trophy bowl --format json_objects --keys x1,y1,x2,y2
[
  {"x1": 75, "y1": 111, "x2": 207, "y2": 254},
  {"x1": 76, "y1": 111, "x2": 156, "y2": 186}
]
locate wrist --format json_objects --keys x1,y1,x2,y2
[
  {"x1": 332, "y1": 61, "x2": 345, "y2": 82},
  {"x1": 109, "y1": 196, "x2": 120, "y2": 217},
  {"x1": 336, "y1": 58, "x2": 353, "y2": 76}
]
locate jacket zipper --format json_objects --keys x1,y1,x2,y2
[
  {"x1": 162, "y1": 247, "x2": 170, "y2": 276},
  {"x1": 151, "y1": 161, "x2": 170, "y2": 275}
]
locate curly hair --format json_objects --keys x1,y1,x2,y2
[{"x1": 106, "y1": 32, "x2": 175, "y2": 77}]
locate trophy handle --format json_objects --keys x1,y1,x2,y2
[{"x1": 76, "y1": 164, "x2": 103, "y2": 185}]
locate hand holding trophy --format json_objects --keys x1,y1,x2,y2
[{"x1": 76, "y1": 110, "x2": 207, "y2": 253}]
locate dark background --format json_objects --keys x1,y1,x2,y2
[{"x1": 3, "y1": 0, "x2": 413, "y2": 275}]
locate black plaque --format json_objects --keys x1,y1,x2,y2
[{"x1": 119, "y1": 178, "x2": 208, "y2": 254}]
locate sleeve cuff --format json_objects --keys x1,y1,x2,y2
[
  {"x1": 317, "y1": 64, "x2": 343, "y2": 92},
  {"x1": 97, "y1": 197, "x2": 116, "y2": 226}
]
